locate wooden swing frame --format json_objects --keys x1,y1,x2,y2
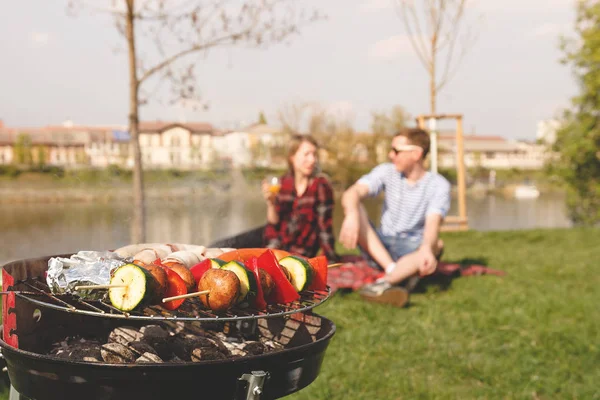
[{"x1": 416, "y1": 113, "x2": 468, "y2": 232}]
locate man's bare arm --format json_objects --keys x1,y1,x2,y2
[
  {"x1": 418, "y1": 214, "x2": 444, "y2": 276},
  {"x1": 421, "y1": 214, "x2": 443, "y2": 252},
  {"x1": 339, "y1": 183, "x2": 370, "y2": 249},
  {"x1": 341, "y1": 183, "x2": 370, "y2": 215}
]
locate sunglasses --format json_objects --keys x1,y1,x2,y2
[{"x1": 390, "y1": 144, "x2": 421, "y2": 155}]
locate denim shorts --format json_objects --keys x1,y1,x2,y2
[{"x1": 361, "y1": 222, "x2": 421, "y2": 270}]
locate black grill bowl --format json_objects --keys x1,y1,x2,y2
[{"x1": 0, "y1": 317, "x2": 335, "y2": 400}]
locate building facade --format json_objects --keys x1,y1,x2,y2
[{"x1": 437, "y1": 134, "x2": 550, "y2": 170}]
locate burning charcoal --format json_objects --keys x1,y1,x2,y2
[
  {"x1": 101, "y1": 343, "x2": 136, "y2": 364},
  {"x1": 108, "y1": 326, "x2": 143, "y2": 346},
  {"x1": 51, "y1": 349, "x2": 67, "y2": 358},
  {"x1": 135, "y1": 352, "x2": 164, "y2": 363},
  {"x1": 191, "y1": 347, "x2": 227, "y2": 362},
  {"x1": 140, "y1": 325, "x2": 170, "y2": 343},
  {"x1": 213, "y1": 331, "x2": 244, "y2": 344},
  {"x1": 204, "y1": 336, "x2": 231, "y2": 356},
  {"x1": 168, "y1": 333, "x2": 218, "y2": 361},
  {"x1": 201, "y1": 321, "x2": 226, "y2": 332},
  {"x1": 259, "y1": 339, "x2": 283, "y2": 351},
  {"x1": 140, "y1": 325, "x2": 172, "y2": 360},
  {"x1": 184, "y1": 322, "x2": 209, "y2": 336},
  {"x1": 128, "y1": 341, "x2": 158, "y2": 357},
  {"x1": 53, "y1": 344, "x2": 102, "y2": 362},
  {"x1": 170, "y1": 321, "x2": 208, "y2": 335},
  {"x1": 69, "y1": 345, "x2": 103, "y2": 362},
  {"x1": 216, "y1": 339, "x2": 246, "y2": 358},
  {"x1": 242, "y1": 341, "x2": 266, "y2": 356},
  {"x1": 227, "y1": 348, "x2": 246, "y2": 358},
  {"x1": 47, "y1": 337, "x2": 103, "y2": 362}
]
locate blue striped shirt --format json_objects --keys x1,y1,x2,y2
[{"x1": 358, "y1": 163, "x2": 451, "y2": 240}]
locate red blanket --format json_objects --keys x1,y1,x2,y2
[{"x1": 328, "y1": 255, "x2": 505, "y2": 293}]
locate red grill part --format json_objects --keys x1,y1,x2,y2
[{"x1": 2, "y1": 268, "x2": 17, "y2": 348}]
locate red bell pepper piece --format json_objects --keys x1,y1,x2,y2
[
  {"x1": 161, "y1": 266, "x2": 188, "y2": 311},
  {"x1": 190, "y1": 259, "x2": 212, "y2": 284},
  {"x1": 307, "y1": 255, "x2": 328, "y2": 291},
  {"x1": 258, "y1": 249, "x2": 299, "y2": 304},
  {"x1": 245, "y1": 256, "x2": 267, "y2": 310}
]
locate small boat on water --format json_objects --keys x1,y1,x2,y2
[{"x1": 514, "y1": 185, "x2": 540, "y2": 199}]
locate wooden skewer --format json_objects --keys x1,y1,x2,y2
[
  {"x1": 74, "y1": 284, "x2": 128, "y2": 290},
  {"x1": 162, "y1": 290, "x2": 210, "y2": 303},
  {"x1": 327, "y1": 263, "x2": 344, "y2": 269}
]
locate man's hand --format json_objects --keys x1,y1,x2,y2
[
  {"x1": 339, "y1": 212, "x2": 360, "y2": 249},
  {"x1": 418, "y1": 246, "x2": 438, "y2": 276}
]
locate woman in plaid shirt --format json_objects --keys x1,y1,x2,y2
[{"x1": 262, "y1": 135, "x2": 338, "y2": 261}]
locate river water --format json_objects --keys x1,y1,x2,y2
[{"x1": 0, "y1": 190, "x2": 571, "y2": 265}]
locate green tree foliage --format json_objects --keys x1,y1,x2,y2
[
  {"x1": 14, "y1": 133, "x2": 32, "y2": 165},
  {"x1": 258, "y1": 111, "x2": 268, "y2": 125},
  {"x1": 35, "y1": 146, "x2": 47, "y2": 167},
  {"x1": 555, "y1": 0, "x2": 600, "y2": 225}
]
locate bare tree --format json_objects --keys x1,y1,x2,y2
[
  {"x1": 68, "y1": 0, "x2": 323, "y2": 242},
  {"x1": 277, "y1": 101, "x2": 314, "y2": 135},
  {"x1": 370, "y1": 105, "x2": 410, "y2": 163},
  {"x1": 395, "y1": 0, "x2": 478, "y2": 114},
  {"x1": 370, "y1": 105, "x2": 410, "y2": 135}
]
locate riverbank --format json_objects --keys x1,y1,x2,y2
[
  {"x1": 0, "y1": 172, "x2": 564, "y2": 204},
  {"x1": 0, "y1": 184, "x2": 235, "y2": 204}
]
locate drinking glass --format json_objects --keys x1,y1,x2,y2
[{"x1": 266, "y1": 175, "x2": 281, "y2": 195}]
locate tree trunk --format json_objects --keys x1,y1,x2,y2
[
  {"x1": 430, "y1": 36, "x2": 437, "y2": 115},
  {"x1": 126, "y1": 0, "x2": 146, "y2": 243}
]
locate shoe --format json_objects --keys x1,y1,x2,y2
[{"x1": 359, "y1": 280, "x2": 410, "y2": 308}]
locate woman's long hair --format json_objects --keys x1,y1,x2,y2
[{"x1": 286, "y1": 134, "x2": 320, "y2": 176}]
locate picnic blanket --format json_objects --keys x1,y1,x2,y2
[{"x1": 328, "y1": 255, "x2": 505, "y2": 293}]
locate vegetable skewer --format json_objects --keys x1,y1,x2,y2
[{"x1": 162, "y1": 290, "x2": 210, "y2": 303}]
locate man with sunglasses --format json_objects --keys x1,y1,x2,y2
[{"x1": 339, "y1": 128, "x2": 450, "y2": 307}]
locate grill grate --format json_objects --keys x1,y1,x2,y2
[{"x1": 12, "y1": 277, "x2": 331, "y2": 322}]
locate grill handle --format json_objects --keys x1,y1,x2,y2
[{"x1": 238, "y1": 370, "x2": 268, "y2": 400}]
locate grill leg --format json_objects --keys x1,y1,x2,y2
[
  {"x1": 9, "y1": 385, "x2": 32, "y2": 400},
  {"x1": 238, "y1": 371, "x2": 268, "y2": 400}
]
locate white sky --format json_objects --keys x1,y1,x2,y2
[{"x1": 0, "y1": 0, "x2": 578, "y2": 139}]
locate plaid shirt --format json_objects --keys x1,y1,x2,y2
[{"x1": 264, "y1": 173, "x2": 337, "y2": 261}]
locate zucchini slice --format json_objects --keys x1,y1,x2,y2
[
  {"x1": 278, "y1": 256, "x2": 313, "y2": 292},
  {"x1": 109, "y1": 263, "x2": 154, "y2": 312},
  {"x1": 210, "y1": 258, "x2": 226, "y2": 269},
  {"x1": 221, "y1": 261, "x2": 257, "y2": 302}
]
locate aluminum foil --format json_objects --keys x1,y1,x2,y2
[{"x1": 47, "y1": 251, "x2": 128, "y2": 300}]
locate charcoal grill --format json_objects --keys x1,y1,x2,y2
[{"x1": 0, "y1": 253, "x2": 336, "y2": 400}]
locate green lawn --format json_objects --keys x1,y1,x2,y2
[
  {"x1": 0, "y1": 229, "x2": 597, "y2": 399},
  {"x1": 290, "y1": 228, "x2": 600, "y2": 399}
]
